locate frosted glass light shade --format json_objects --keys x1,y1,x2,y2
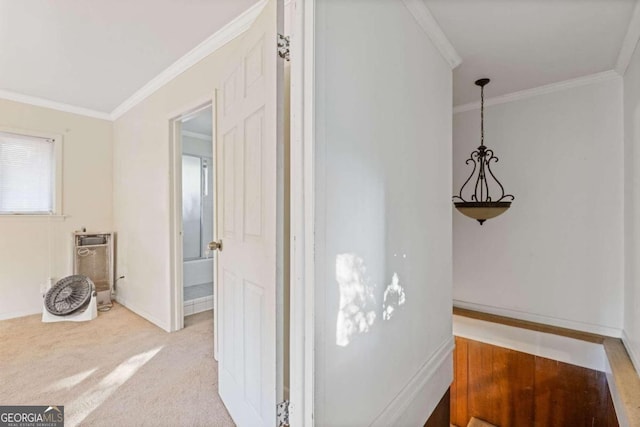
[{"x1": 454, "y1": 202, "x2": 511, "y2": 224}]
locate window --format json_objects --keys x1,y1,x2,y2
[{"x1": 0, "y1": 130, "x2": 60, "y2": 214}]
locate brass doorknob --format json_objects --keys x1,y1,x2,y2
[{"x1": 208, "y1": 240, "x2": 223, "y2": 251}]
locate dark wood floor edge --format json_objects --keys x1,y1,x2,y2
[
  {"x1": 453, "y1": 306, "x2": 606, "y2": 344},
  {"x1": 424, "y1": 388, "x2": 450, "y2": 427}
]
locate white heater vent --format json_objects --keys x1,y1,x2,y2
[{"x1": 74, "y1": 232, "x2": 114, "y2": 304}]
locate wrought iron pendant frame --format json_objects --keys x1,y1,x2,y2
[{"x1": 452, "y1": 78, "x2": 514, "y2": 225}]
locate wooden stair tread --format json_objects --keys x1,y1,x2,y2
[{"x1": 467, "y1": 417, "x2": 497, "y2": 427}]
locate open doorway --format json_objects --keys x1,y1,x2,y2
[
  {"x1": 169, "y1": 101, "x2": 216, "y2": 334},
  {"x1": 180, "y1": 106, "x2": 215, "y2": 318}
]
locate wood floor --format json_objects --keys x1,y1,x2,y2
[
  {"x1": 451, "y1": 336, "x2": 618, "y2": 427},
  {"x1": 424, "y1": 389, "x2": 451, "y2": 427}
]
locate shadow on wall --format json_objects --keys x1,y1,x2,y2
[{"x1": 335, "y1": 253, "x2": 407, "y2": 347}]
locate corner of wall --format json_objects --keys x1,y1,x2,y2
[
  {"x1": 115, "y1": 296, "x2": 171, "y2": 333},
  {"x1": 370, "y1": 336, "x2": 454, "y2": 426},
  {"x1": 622, "y1": 330, "x2": 640, "y2": 377}
]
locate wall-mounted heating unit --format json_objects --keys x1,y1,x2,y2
[{"x1": 74, "y1": 232, "x2": 114, "y2": 305}]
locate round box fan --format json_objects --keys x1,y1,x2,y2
[{"x1": 44, "y1": 275, "x2": 94, "y2": 316}]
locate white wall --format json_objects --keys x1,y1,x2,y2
[
  {"x1": 112, "y1": 23, "x2": 246, "y2": 331},
  {"x1": 623, "y1": 39, "x2": 640, "y2": 372},
  {"x1": 0, "y1": 99, "x2": 113, "y2": 319},
  {"x1": 313, "y1": 0, "x2": 453, "y2": 425},
  {"x1": 453, "y1": 78, "x2": 624, "y2": 337}
]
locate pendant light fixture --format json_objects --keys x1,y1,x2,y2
[{"x1": 453, "y1": 78, "x2": 514, "y2": 225}]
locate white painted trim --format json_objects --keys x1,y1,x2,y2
[
  {"x1": 371, "y1": 337, "x2": 454, "y2": 427},
  {"x1": 0, "y1": 309, "x2": 42, "y2": 321},
  {"x1": 181, "y1": 130, "x2": 212, "y2": 141},
  {"x1": 401, "y1": 0, "x2": 462, "y2": 69},
  {"x1": 0, "y1": 89, "x2": 111, "y2": 121},
  {"x1": 453, "y1": 299, "x2": 623, "y2": 338},
  {"x1": 115, "y1": 296, "x2": 171, "y2": 332},
  {"x1": 169, "y1": 116, "x2": 185, "y2": 333},
  {"x1": 110, "y1": 0, "x2": 267, "y2": 120},
  {"x1": 0, "y1": 0, "x2": 264, "y2": 123},
  {"x1": 622, "y1": 329, "x2": 640, "y2": 377},
  {"x1": 211, "y1": 91, "x2": 219, "y2": 362},
  {"x1": 167, "y1": 95, "x2": 213, "y2": 123},
  {"x1": 289, "y1": 0, "x2": 315, "y2": 425},
  {"x1": 0, "y1": 1, "x2": 264, "y2": 122},
  {"x1": 453, "y1": 70, "x2": 621, "y2": 113},
  {"x1": 55, "y1": 137, "x2": 64, "y2": 216},
  {"x1": 0, "y1": 215, "x2": 67, "y2": 221},
  {"x1": 615, "y1": 0, "x2": 640, "y2": 76},
  {"x1": 454, "y1": 315, "x2": 609, "y2": 372}
]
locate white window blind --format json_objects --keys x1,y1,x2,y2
[{"x1": 0, "y1": 131, "x2": 55, "y2": 214}]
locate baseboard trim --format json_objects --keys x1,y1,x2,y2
[
  {"x1": 453, "y1": 300, "x2": 622, "y2": 338},
  {"x1": 371, "y1": 336, "x2": 454, "y2": 427},
  {"x1": 115, "y1": 297, "x2": 171, "y2": 332},
  {"x1": 0, "y1": 308, "x2": 41, "y2": 321},
  {"x1": 622, "y1": 330, "x2": 640, "y2": 378}
]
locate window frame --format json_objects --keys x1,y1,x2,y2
[{"x1": 0, "y1": 126, "x2": 63, "y2": 216}]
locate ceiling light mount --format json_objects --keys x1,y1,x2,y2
[{"x1": 453, "y1": 78, "x2": 514, "y2": 225}]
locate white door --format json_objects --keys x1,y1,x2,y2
[{"x1": 214, "y1": 0, "x2": 282, "y2": 425}]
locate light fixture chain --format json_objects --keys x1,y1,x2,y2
[{"x1": 480, "y1": 85, "x2": 484, "y2": 147}]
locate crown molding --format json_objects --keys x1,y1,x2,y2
[
  {"x1": 182, "y1": 130, "x2": 212, "y2": 140},
  {"x1": 615, "y1": 0, "x2": 640, "y2": 75},
  {"x1": 401, "y1": 0, "x2": 462, "y2": 69},
  {"x1": 453, "y1": 70, "x2": 621, "y2": 114},
  {"x1": 0, "y1": 0, "x2": 267, "y2": 122},
  {"x1": 109, "y1": 0, "x2": 268, "y2": 120},
  {"x1": 0, "y1": 89, "x2": 111, "y2": 121}
]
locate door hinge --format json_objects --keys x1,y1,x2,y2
[
  {"x1": 277, "y1": 400, "x2": 290, "y2": 426},
  {"x1": 278, "y1": 33, "x2": 290, "y2": 62}
]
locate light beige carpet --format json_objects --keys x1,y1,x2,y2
[{"x1": 0, "y1": 303, "x2": 234, "y2": 427}]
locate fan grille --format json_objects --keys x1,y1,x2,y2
[{"x1": 44, "y1": 275, "x2": 94, "y2": 316}]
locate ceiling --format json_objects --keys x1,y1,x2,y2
[
  {"x1": 182, "y1": 106, "x2": 213, "y2": 136},
  {"x1": 425, "y1": 0, "x2": 637, "y2": 106},
  {"x1": 1, "y1": 1, "x2": 636, "y2": 115},
  {"x1": 0, "y1": 0, "x2": 258, "y2": 113}
]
